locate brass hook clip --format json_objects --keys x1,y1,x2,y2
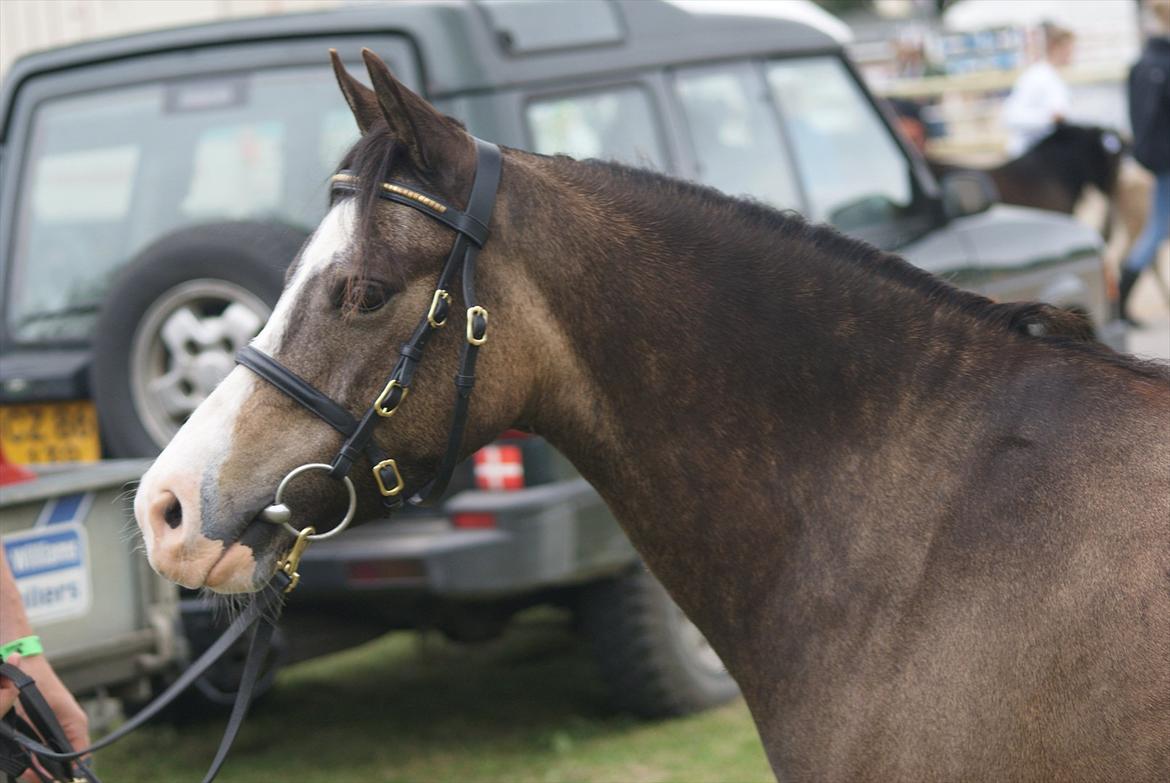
[{"x1": 275, "y1": 526, "x2": 315, "y2": 593}]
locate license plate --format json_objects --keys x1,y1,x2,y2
[{"x1": 0, "y1": 401, "x2": 101, "y2": 465}]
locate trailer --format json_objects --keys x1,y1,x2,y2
[{"x1": 0, "y1": 460, "x2": 181, "y2": 729}]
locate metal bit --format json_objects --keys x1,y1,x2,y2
[{"x1": 260, "y1": 503, "x2": 292, "y2": 525}]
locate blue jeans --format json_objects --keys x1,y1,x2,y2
[{"x1": 1124, "y1": 170, "x2": 1170, "y2": 274}]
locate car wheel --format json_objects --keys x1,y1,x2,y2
[
  {"x1": 91, "y1": 222, "x2": 306, "y2": 456},
  {"x1": 576, "y1": 566, "x2": 739, "y2": 718}
]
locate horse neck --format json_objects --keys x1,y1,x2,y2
[{"x1": 498, "y1": 154, "x2": 1017, "y2": 667}]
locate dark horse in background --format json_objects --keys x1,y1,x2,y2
[
  {"x1": 929, "y1": 123, "x2": 1125, "y2": 230},
  {"x1": 135, "y1": 51, "x2": 1169, "y2": 780}
]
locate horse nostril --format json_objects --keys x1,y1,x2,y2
[{"x1": 164, "y1": 496, "x2": 183, "y2": 529}]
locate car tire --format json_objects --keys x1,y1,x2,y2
[
  {"x1": 577, "y1": 565, "x2": 740, "y2": 718},
  {"x1": 91, "y1": 221, "x2": 305, "y2": 456}
]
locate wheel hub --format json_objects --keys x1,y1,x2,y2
[{"x1": 131, "y1": 280, "x2": 271, "y2": 447}]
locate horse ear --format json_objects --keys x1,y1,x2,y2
[
  {"x1": 330, "y1": 50, "x2": 381, "y2": 134},
  {"x1": 361, "y1": 48, "x2": 465, "y2": 173}
]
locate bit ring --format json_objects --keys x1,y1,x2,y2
[{"x1": 266, "y1": 463, "x2": 356, "y2": 541}]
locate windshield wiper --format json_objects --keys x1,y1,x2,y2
[{"x1": 16, "y1": 304, "x2": 100, "y2": 325}]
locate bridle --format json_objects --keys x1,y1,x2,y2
[
  {"x1": 236, "y1": 136, "x2": 502, "y2": 539},
  {"x1": 0, "y1": 139, "x2": 502, "y2": 783}
]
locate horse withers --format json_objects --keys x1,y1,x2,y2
[{"x1": 135, "y1": 51, "x2": 1170, "y2": 780}]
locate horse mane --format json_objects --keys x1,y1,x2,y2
[
  {"x1": 562, "y1": 156, "x2": 1168, "y2": 383},
  {"x1": 336, "y1": 123, "x2": 1165, "y2": 383}
]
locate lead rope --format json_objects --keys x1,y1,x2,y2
[{"x1": 0, "y1": 557, "x2": 299, "y2": 783}]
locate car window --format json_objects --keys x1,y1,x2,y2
[
  {"x1": 526, "y1": 86, "x2": 666, "y2": 170},
  {"x1": 765, "y1": 57, "x2": 918, "y2": 234},
  {"x1": 9, "y1": 65, "x2": 361, "y2": 343},
  {"x1": 673, "y1": 62, "x2": 801, "y2": 209}
]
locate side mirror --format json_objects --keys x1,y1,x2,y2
[{"x1": 940, "y1": 170, "x2": 998, "y2": 219}]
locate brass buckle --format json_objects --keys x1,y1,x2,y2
[
  {"x1": 374, "y1": 379, "x2": 408, "y2": 418},
  {"x1": 373, "y1": 458, "x2": 405, "y2": 497},
  {"x1": 275, "y1": 526, "x2": 315, "y2": 593},
  {"x1": 427, "y1": 289, "x2": 452, "y2": 328},
  {"x1": 466, "y1": 306, "x2": 488, "y2": 346}
]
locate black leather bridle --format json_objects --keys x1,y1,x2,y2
[{"x1": 237, "y1": 137, "x2": 502, "y2": 511}]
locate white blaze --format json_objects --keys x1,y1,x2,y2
[
  {"x1": 255, "y1": 199, "x2": 357, "y2": 352},
  {"x1": 136, "y1": 200, "x2": 357, "y2": 556}
]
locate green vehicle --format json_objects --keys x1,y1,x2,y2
[{"x1": 0, "y1": 0, "x2": 1123, "y2": 717}]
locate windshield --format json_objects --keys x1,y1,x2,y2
[
  {"x1": 527, "y1": 85, "x2": 666, "y2": 170},
  {"x1": 673, "y1": 61, "x2": 802, "y2": 208},
  {"x1": 765, "y1": 56, "x2": 927, "y2": 241},
  {"x1": 668, "y1": 55, "x2": 930, "y2": 245},
  {"x1": 9, "y1": 65, "x2": 360, "y2": 342}
]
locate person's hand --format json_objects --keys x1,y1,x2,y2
[
  {"x1": 2, "y1": 653, "x2": 91, "y2": 782},
  {"x1": 15, "y1": 654, "x2": 90, "y2": 753},
  {"x1": 1, "y1": 652, "x2": 22, "y2": 716}
]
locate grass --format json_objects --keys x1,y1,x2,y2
[{"x1": 97, "y1": 609, "x2": 773, "y2": 782}]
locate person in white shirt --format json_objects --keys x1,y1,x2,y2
[{"x1": 1002, "y1": 24, "x2": 1075, "y2": 157}]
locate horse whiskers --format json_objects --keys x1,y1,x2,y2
[
  {"x1": 119, "y1": 508, "x2": 145, "y2": 546},
  {"x1": 197, "y1": 588, "x2": 241, "y2": 624},
  {"x1": 197, "y1": 587, "x2": 282, "y2": 627},
  {"x1": 119, "y1": 521, "x2": 143, "y2": 546}
]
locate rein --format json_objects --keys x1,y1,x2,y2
[
  {"x1": 0, "y1": 138, "x2": 501, "y2": 782},
  {"x1": 1, "y1": 572, "x2": 288, "y2": 783}
]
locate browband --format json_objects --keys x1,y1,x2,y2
[{"x1": 329, "y1": 175, "x2": 491, "y2": 247}]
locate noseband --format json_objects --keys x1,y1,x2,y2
[{"x1": 236, "y1": 138, "x2": 502, "y2": 525}]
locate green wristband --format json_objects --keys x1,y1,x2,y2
[{"x1": 0, "y1": 635, "x2": 43, "y2": 661}]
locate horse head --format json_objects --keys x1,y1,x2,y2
[
  {"x1": 1042, "y1": 122, "x2": 1126, "y2": 196},
  {"x1": 134, "y1": 50, "x2": 550, "y2": 592}
]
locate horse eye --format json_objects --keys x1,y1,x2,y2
[
  {"x1": 356, "y1": 281, "x2": 393, "y2": 313},
  {"x1": 333, "y1": 280, "x2": 393, "y2": 313}
]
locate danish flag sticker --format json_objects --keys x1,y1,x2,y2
[{"x1": 473, "y1": 445, "x2": 524, "y2": 491}]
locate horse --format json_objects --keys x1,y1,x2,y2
[
  {"x1": 929, "y1": 122, "x2": 1125, "y2": 224},
  {"x1": 135, "y1": 51, "x2": 1170, "y2": 780}
]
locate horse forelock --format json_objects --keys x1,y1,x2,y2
[
  {"x1": 333, "y1": 128, "x2": 407, "y2": 308},
  {"x1": 333, "y1": 116, "x2": 475, "y2": 314}
]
